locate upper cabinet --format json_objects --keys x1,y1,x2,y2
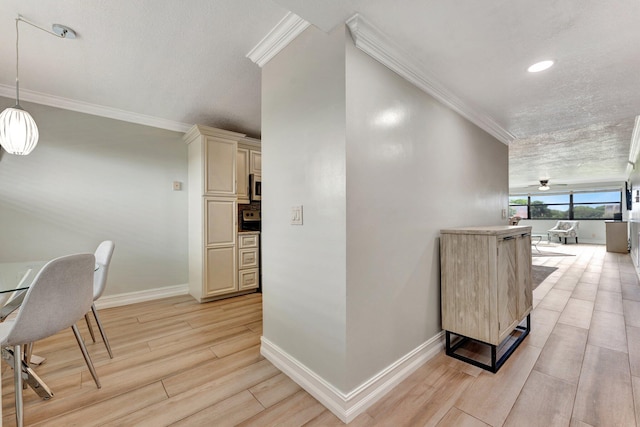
[
  {"x1": 237, "y1": 137, "x2": 261, "y2": 205},
  {"x1": 205, "y1": 136, "x2": 236, "y2": 196},
  {"x1": 250, "y1": 150, "x2": 262, "y2": 175},
  {"x1": 184, "y1": 125, "x2": 243, "y2": 197}
]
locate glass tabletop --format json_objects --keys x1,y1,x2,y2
[{"x1": 0, "y1": 261, "x2": 48, "y2": 294}]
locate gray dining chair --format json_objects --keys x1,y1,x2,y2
[
  {"x1": 0, "y1": 253, "x2": 101, "y2": 427},
  {"x1": 84, "y1": 240, "x2": 115, "y2": 358}
]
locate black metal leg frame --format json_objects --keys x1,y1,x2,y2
[{"x1": 445, "y1": 314, "x2": 531, "y2": 373}]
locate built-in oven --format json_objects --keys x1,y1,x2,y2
[
  {"x1": 241, "y1": 210, "x2": 261, "y2": 231},
  {"x1": 250, "y1": 174, "x2": 261, "y2": 202}
]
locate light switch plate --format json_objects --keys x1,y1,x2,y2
[
  {"x1": 173, "y1": 181, "x2": 182, "y2": 191},
  {"x1": 291, "y1": 205, "x2": 303, "y2": 225}
]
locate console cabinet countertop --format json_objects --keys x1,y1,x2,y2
[{"x1": 440, "y1": 225, "x2": 533, "y2": 346}]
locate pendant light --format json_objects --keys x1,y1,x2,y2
[{"x1": 0, "y1": 15, "x2": 76, "y2": 155}]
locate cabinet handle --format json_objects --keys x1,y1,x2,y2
[
  {"x1": 502, "y1": 236, "x2": 515, "y2": 241},
  {"x1": 521, "y1": 233, "x2": 531, "y2": 237}
]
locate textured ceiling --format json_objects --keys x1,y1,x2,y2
[{"x1": 0, "y1": 0, "x2": 638, "y2": 187}]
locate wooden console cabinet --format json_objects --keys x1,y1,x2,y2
[
  {"x1": 440, "y1": 225, "x2": 532, "y2": 371},
  {"x1": 605, "y1": 221, "x2": 628, "y2": 253}
]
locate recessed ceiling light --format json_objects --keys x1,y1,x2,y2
[{"x1": 527, "y1": 60, "x2": 554, "y2": 73}]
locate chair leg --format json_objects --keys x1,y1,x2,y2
[
  {"x1": 71, "y1": 324, "x2": 101, "y2": 388},
  {"x1": 91, "y1": 304, "x2": 113, "y2": 358},
  {"x1": 14, "y1": 344, "x2": 24, "y2": 427},
  {"x1": 85, "y1": 313, "x2": 96, "y2": 343}
]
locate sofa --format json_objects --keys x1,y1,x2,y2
[{"x1": 548, "y1": 220, "x2": 579, "y2": 244}]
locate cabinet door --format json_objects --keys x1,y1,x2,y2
[
  {"x1": 497, "y1": 236, "x2": 518, "y2": 340},
  {"x1": 205, "y1": 136, "x2": 237, "y2": 195},
  {"x1": 206, "y1": 247, "x2": 237, "y2": 296},
  {"x1": 250, "y1": 150, "x2": 261, "y2": 175},
  {"x1": 204, "y1": 198, "x2": 237, "y2": 296},
  {"x1": 237, "y1": 147, "x2": 250, "y2": 204},
  {"x1": 205, "y1": 198, "x2": 236, "y2": 247},
  {"x1": 516, "y1": 233, "x2": 533, "y2": 319}
]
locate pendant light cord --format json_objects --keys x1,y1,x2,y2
[
  {"x1": 13, "y1": 15, "x2": 75, "y2": 108},
  {"x1": 15, "y1": 17, "x2": 20, "y2": 107}
]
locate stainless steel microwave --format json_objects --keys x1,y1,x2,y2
[{"x1": 250, "y1": 174, "x2": 261, "y2": 201}]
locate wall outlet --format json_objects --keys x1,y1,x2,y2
[
  {"x1": 291, "y1": 205, "x2": 303, "y2": 225},
  {"x1": 501, "y1": 208, "x2": 507, "y2": 219}
]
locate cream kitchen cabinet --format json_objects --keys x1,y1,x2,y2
[
  {"x1": 185, "y1": 125, "x2": 258, "y2": 302},
  {"x1": 238, "y1": 232, "x2": 260, "y2": 290},
  {"x1": 237, "y1": 137, "x2": 261, "y2": 205},
  {"x1": 250, "y1": 150, "x2": 261, "y2": 175},
  {"x1": 440, "y1": 225, "x2": 532, "y2": 372}
]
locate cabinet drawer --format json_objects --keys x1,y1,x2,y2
[
  {"x1": 238, "y1": 234, "x2": 259, "y2": 249},
  {"x1": 239, "y1": 268, "x2": 259, "y2": 290},
  {"x1": 238, "y1": 248, "x2": 259, "y2": 269}
]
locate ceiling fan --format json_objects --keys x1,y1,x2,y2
[{"x1": 526, "y1": 179, "x2": 568, "y2": 192}]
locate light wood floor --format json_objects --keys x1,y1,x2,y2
[{"x1": 2, "y1": 243, "x2": 639, "y2": 426}]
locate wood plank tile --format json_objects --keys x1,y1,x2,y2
[
  {"x1": 626, "y1": 326, "x2": 640, "y2": 377},
  {"x1": 578, "y1": 272, "x2": 600, "y2": 285},
  {"x1": 102, "y1": 359, "x2": 280, "y2": 426},
  {"x1": 248, "y1": 372, "x2": 301, "y2": 408},
  {"x1": 435, "y1": 408, "x2": 489, "y2": 427},
  {"x1": 454, "y1": 344, "x2": 541, "y2": 426},
  {"x1": 211, "y1": 330, "x2": 262, "y2": 358},
  {"x1": 571, "y1": 281, "x2": 598, "y2": 302},
  {"x1": 367, "y1": 367, "x2": 474, "y2": 427},
  {"x1": 534, "y1": 323, "x2": 588, "y2": 384},
  {"x1": 633, "y1": 376, "x2": 640, "y2": 427},
  {"x1": 573, "y1": 345, "x2": 635, "y2": 426},
  {"x1": 554, "y1": 274, "x2": 580, "y2": 291},
  {"x1": 536, "y1": 289, "x2": 572, "y2": 312},
  {"x1": 624, "y1": 299, "x2": 640, "y2": 328},
  {"x1": 503, "y1": 370, "x2": 576, "y2": 427},
  {"x1": 587, "y1": 310, "x2": 627, "y2": 353},
  {"x1": 599, "y1": 276, "x2": 622, "y2": 293},
  {"x1": 236, "y1": 390, "x2": 326, "y2": 427},
  {"x1": 526, "y1": 307, "x2": 561, "y2": 349},
  {"x1": 171, "y1": 390, "x2": 264, "y2": 427},
  {"x1": 32, "y1": 382, "x2": 168, "y2": 427},
  {"x1": 594, "y1": 290, "x2": 623, "y2": 315},
  {"x1": 558, "y1": 298, "x2": 594, "y2": 329},
  {"x1": 622, "y1": 283, "x2": 640, "y2": 302},
  {"x1": 163, "y1": 345, "x2": 263, "y2": 397},
  {"x1": 304, "y1": 410, "x2": 375, "y2": 426}
]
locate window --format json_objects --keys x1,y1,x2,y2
[
  {"x1": 508, "y1": 190, "x2": 622, "y2": 220},
  {"x1": 573, "y1": 191, "x2": 621, "y2": 219},
  {"x1": 508, "y1": 196, "x2": 528, "y2": 219},
  {"x1": 530, "y1": 194, "x2": 570, "y2": 219}
]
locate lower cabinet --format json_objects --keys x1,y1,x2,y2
[
  {"x1": 238, "y1": 232, "x2": 260, "y2": 290},
  {"x1": 440, "y1": 225, "x2": 532, "y2": 372}
]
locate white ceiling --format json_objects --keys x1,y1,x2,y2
[{"x1": 1, "y1": 1, "x2": 639, "y2": 189}]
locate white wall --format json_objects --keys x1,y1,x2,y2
[
  {"x1": 261, "y1": 25, "x2": 348, "y2": 389},
  {"x1": 261, "y1": 23, "x2": 508, "y2": 395},
  {"x1": 0, "y1": 98, "x2": 188, "y2": 296},
  {"x1": 344, "y1": 37, "x2": 508, "y2": 390}
]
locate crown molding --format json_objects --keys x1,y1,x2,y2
[
  {"x1": 246, "y1": 12, "x2": 310, "y2": 67},
  {"x1": 627, "y1": 115, "x2": 640, "y2": 178},
  {"x1": 346, "y1": 14, "x2": 514, "y2": 145},
  {"x1": 0, "y1": 84, "x2": 192, "y2": 133}
]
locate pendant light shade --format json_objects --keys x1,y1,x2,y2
[{"x1": 0, "y1": 106, "x2": 39, "y2": 155}]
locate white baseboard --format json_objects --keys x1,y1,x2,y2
[
  {"x1": 94, "y1": 283, "x2": 189, "y2": 309},
  {"x1": 260, "y1": 332, "x2": 444, "y2": 423}
]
